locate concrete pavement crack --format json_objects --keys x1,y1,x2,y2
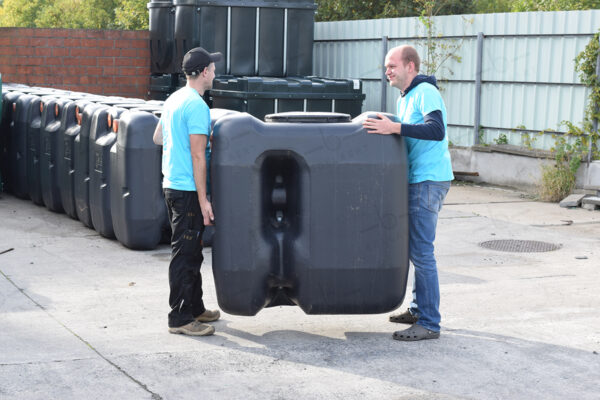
[{"x1": 0, "y1": 268, "x2": 163, "y2": 400}]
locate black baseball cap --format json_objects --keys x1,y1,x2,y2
[{"x1": 182, "y1": 47, "x2": 223, "y2": 76}]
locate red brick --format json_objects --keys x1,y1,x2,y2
[
  {"x1": 15, "y1": 28, "x2": 35, "y2": 37},
  {"x1": 0, "y1": 65, "x2": 17, "y2": 74},
  {"x1": 97, "y1": 39, "x2": 115, "y2": 48},
  {"x1": 84, "y1": 30, "x2": 106, "y2": 39},
  {"x1": 0, "y1": 37, "x2": 10, "y2": 46},
  {"x1": 16, "y1": 47, "x2": 34, "y2": 56},
  {"x1": 85, "y1": 85, "x2": 103, "y2": 94},
  {"x1": 137, "y1": 48, "x2": 150, "y2": 58},
  {"x1": 103, "y1": 30, "x2": 125, "y2": 40},
  {"x1": 31, "y1": 37, "x2": 48, "y2": 47},
  {"x1": 113, "y1": 76, "x2": 133, "y2": 85},
  {"x1": 65, "y1": 30, "x2": 87, "y2": 38},
  {"x1": 86, "y1": 66, "x2": 103, "y2": 75},
  {"x1": 69, "y1": 57, "x2": 97, "y2": 66},
  {"x1": 28, "y1": 75, "x2": 46, "y2": 84},
  {"x1": 32, "y1": 65, "x2": 52, "y2": 75},
  {"x1": 18, "y1": 66, "x2": 35, "y2": 75},
  {"x1": 9, "y1": 56, "x2": 31, "y2": 65},
  {"x1": 95, "y1": 76, "x2": 114, "y2": 85},
  {"x1": 52, "y1": 48, "x2": 70, "y2": 57},
  {"x1": 114, "y1": 57, "x2": 147, "y2": 68},
  {"x1": 62, "y1": 75, "x2": 82, "y2": 85},
  {"x1": 46, "y1": 38, "x2": 65, "y2": 47},
  {"x1": 35, "y1": 29, "x2": 66, "y2": 38},
  {"x1": 64, "y1": 38, "x2": 81, "y2": 47},
  {"x1": 0, "y1": 47, "x2": 17, "y2": 56},
  {"x1": 119, "y1": 48, "x2": 137, "y2": 58},
  {"x1": 34, "y1": 48, "x2": 53, "y2": 57},
  {"x1": 45, "y1": 75, "x2": 65, "y2": 85},
  {"x1": 11, "y1": 37, "x2": 31, "y2": 46},
  {"x1": 82, "y1": 38, "x2": 99, "y2": 48},
  {"x1": 44, "y1": 57, "x2": 64, "y2": 66},
  {"x1": 71, "y1": 47, "x2": 106, "y2": 57},
  {"x1": 102, "y1": 66, "x2": 120, "y2": 75},
  {"x1": 117, "y1": 67, "x2": 140, "y2": 76},
  {"x1": 128, "y1": 39, "x2": 148, "y2": 49}
]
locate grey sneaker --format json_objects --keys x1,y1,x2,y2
[
  {"x1": 389, "y1": 308, "x2": 419, "y2": 324},
  {"x1": 195, "y1": 309, "x2": 220, "y2": 322},
  {"x1": 169, "y1": 321, "x2": 215, "y2": 336},
  {"x1": 392, "y1": 324, "x2": 440, "y2": 341}
]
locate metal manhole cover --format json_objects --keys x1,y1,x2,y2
[{"x1": 479, "y1": 239, "x2": 561, "y2": 253}]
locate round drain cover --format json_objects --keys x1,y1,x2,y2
[{"x1": 479, "y1": 239, "x2": 561, "y2": 253}]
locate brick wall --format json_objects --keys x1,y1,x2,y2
[{"x1": 0, "y1": 28, "x2": 150, "y2": 99}]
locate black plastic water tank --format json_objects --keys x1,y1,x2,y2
[
  {"x1": 173, "y1": 0, "x2": 316, "y2": 77},
  {"x1": 74, "y1": 103, "x2": 105, "y2": 228},
  {"x1": 9, "y1": 94, "x2": 37, "y2": 199},
  {"x1": 27, "y1": 95, "x2": 58, "y2": 206},
  {"x1": 89, "y1": 106, "x2": 126, "y2": 238},
  {"x1": 40, "y1": 96, "x2": 71, "y2": 212},
  {"x1": 148, "y1": 0, "x2": 176, "y2": 74},
  {"x1": 210, "y1": 76, "x2": 366, "y2": 121},
  {"x1": 173, "y1": 0, "x2": 228, "y2": 75},
  {"x1": 210, "y1": 111, "x2": 409, "y2": 315},
  {"x1": 1, "y1": 90, "x2": 23, "y2": 193},
  {"x1": 110, "y1": 110, "x2": 167, "y2": 249},
  {"x1": 57, "y1": 100, "x2": 92, "y2": 219}
]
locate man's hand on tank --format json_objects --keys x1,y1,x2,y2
[{"x1": 363, "y1": 113, "x2": 400, "y2": 135}]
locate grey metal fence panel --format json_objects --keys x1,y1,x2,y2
[{"x1": 314, "y1": 10, "x2": 600, "y2": 149}]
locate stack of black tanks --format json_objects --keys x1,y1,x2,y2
[
  {"x1": 147, "y1": 0, "x2": 365, "y2": 119},
  {"x1": 0, "y1": 83, "x2": 231, "y2": 251}
]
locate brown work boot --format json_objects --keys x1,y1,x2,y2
[
  {"x1": 195, "y1": 309, "x2": 220, "y2": 322},
  {"x1": 169, "y1": 321, "x2": 215, "y2": 336},
  {"x1": 389, "y1": 308, "x2": 419, "y2": 324}
]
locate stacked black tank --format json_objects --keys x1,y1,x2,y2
[{"x1": 147, "y1": 0, "x2": 365, "y2": 117}]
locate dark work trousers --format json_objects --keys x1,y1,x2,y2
[{"x1": 164, "y1": 188, "x2": 206, "y2": 328}]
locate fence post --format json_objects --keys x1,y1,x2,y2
[
  {"x1": 474, "y1": 32, "x2": 484, "y2": 145},
  {"x1": 381, "y1": 36, "x2": 388, "y2": 112},
  {"x1": 589, "y1": 35, "x2": 600, "y2": 163}
]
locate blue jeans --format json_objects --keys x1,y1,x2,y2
[{"x1": 408, "y1": 180, "x2": 450, "y2": 332}]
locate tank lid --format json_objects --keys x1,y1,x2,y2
[{"x1": 265, "y1": 112, "x2": 351, "y2": 123}]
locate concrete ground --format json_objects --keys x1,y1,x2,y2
[{"x1": 1, "y1": 183, "x2": 599, "y2": 400}]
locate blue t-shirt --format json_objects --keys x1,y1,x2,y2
[
  {"x1": 398, "y1": 82, "x2": 454, "y2": 184},
  {"x1": 160, "y1": 86, "x2": 211, "y2": 192}
]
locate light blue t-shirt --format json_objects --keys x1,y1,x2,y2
[
  {"x1": 160, "y1": 86, "x2": 211, "y2": 192},
  {"x1": 397, "y1": 82, "x2": 454, "y2": 184}
]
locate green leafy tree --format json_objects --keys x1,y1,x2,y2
[
  {"x1": 0, "y1": 0, "x2": 48, "y2": 27},
  {"x1": 316, "y1": 0, "x2": 474, "y2": 22},
  {"x1": 35, "y1": 0, "x2": 117, "y2": 29},
  {"x1": 473, "y1": 0, "x2": 600, "y2": 13},
  {"x1": 114, "y1": 0, "x2": 148, "y2": 30}
]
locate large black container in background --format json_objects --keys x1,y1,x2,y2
[
  {"x1": 148, "y1": 0, "x2": 176, "y2": 74},
  {"x1": 27, "y1": 95, "x2": 58, "y2": 206},
  {"x1": 40, "y1": 96, "x2": 71, "y2": 212},
  {"x1": 110, "y1": 110, "x2": 167, "y2": 249},
  {"x1": 210, "y1": 76, "x2": 366, "y2": 121},
  {"x1": 89, "y1": 106, "x2": 126, "y2": 238},
  {"x1": 74, "y1": 103, "x2": 105, "y2": 228},
  {"x1": 1, "y1": 89, "x2": 23, "y2": 193},
  {"x1": 58, "y1": 100, "x2": 92, "y2": 219},
  {"x1": 171, "y1": 0, "x2": 316, "y2": 77},
  {"x1": 9, "y1": 94, "x2": 37, "y2": 199},
  {"x1": 149, "y1": 74, "x2": 176, "y2": 100},
  {"x1": 210, "y1": 111, "x2": 409, "y2": 316}
]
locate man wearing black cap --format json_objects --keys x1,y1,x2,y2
[{"x1": 153, "y1": 47, "x2": 222, "y2": 336}]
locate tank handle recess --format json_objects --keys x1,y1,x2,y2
[{"x1": 265, "y1": 111, "x2": 351, "y2": 124}]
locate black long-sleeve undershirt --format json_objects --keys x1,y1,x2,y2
[{"x1": 399, "y1": 110, "x2": 445, "y2": 141}]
